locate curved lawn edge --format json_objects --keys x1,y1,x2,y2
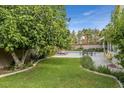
[
  {"x1": 0, "y1": 57, "x2": 122, "y2": 88},
  {"x1": 0, "y1": 57, "x2": 50, "y2": 78},
  {"x1": 80, "y1": 65, "x2": 123, "y2": 88}
]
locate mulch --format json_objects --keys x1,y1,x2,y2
[{"x1": 0, "y1": 69, "x2": 12, "y2": 75}]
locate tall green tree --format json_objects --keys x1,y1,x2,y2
[
  {"x1": 112, "y1": 9, "x2": 124, "y2": 66},
  {"x1": 0, "y1": 6, "x2": 70, "y2": 68},
  {"x1": 76, "y1": 28, "x2": 100, "y2": 45},
  {"x1": 103, "y1": 6, "x2": 124, "y2": 67},
  {"x1": 70, "y1": 30, "x2": 77, "y2": 44}
]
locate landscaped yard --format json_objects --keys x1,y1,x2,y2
[{"x1": 0, "y1": 58, "x2": 120, "y2": 88}]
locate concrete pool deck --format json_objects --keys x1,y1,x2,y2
[{"x1": 52, "y1": 51, "x2": 82, "y2": 58}]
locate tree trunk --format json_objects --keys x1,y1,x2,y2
[
  {"x1": 11, "y1": 52, "x2": 22, "y2": 67},
  {"x1": 21, "y1": 49, "x2": 30, "y2": 64},
  {"x1": 11, "y1": 49, "x2": 31, "y2": 68}
]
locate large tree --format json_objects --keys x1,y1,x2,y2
[
  {"x1": 103, "y1": 6, "x2": 124, "y2": 67},
  {"x1": 112, "y1": 9, "x2": 124, "y2": 66},
  {"x1": 0, "y1": 6, "x2": 70, "y2": 68}
]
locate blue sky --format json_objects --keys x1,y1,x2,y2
[{"x1": 66, "y1": 5, "x2": 115, "y2": 32}]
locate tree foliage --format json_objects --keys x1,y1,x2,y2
[
  {"x1": 0, "y1": 6, "x2": 70, "y2": 68},
  {"x1": 103, "y1": 6, "x2": 124, "y2": 67},
  {"x1": 76, "y1": 28, "x2": 101, "y2": 45},
  {"x1": 113, "y1": 9, "x2": 124, "y2": 66}
]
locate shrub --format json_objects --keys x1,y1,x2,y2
[
  {"x1": 112, "y1": 72, "x2": 124, "y2": 80},
  {"x1": 72, "y1": 47, "x2": 84, "y2": 51},
  {"x1": 23, "y1": 62, "x2": 33, "y2": 68},
  {"x1": 83, "y1": 48, "x2": 103, "y2": 53},
  {"x1": 111, "y1": 72, "x2": 124, "y2": 86},
  {"x1": 96, "y1": 48, "x2": 103, "y2": 52},
  {"x1": 8, "y1": 61, "x2": 15, "y2": 70},
  {"x1": 80, "y1": 56, "x2": 124, "y2": 87},
  {"x1": 97, "y1": 66, "x2": 111, "y2": 74},
  {"x1": 115, "y1": 54, "x2": 124, "y2": 67},
  {"x1": 31, "y1": 46, "x2": 58, "y2": 61},
  {"x1": 96, "y1": 66, "x2": 124, "y2": 87},
  {"x1": 80, "y1": 55, "x2": 95, "y2": 70}
]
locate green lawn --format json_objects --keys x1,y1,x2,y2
[{"x1": 0, "y1": 58, "x2": 120, "y2": 88}]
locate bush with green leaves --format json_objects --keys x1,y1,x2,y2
[
  {"x1": 80, "y1": 55, "x2": 95, "y2": 70},
  {"x1": 112, "y1": 72, "x2": 124, "y2": 81},
  {"x1": 97, "y1": 66, "x2": 111, "y2": 74},
  {"x1": 73, "y1": 47, "x2": 84, "y2": 51},
  {"x1": 37, "y1": 46, "x2": 58, "y2": 57},
  {"x1": 96, "y1": 66, "x2": 124, "y2": 87},
  {"x1": 83, "y1": 48, "x2": 103, "y2": 52},
  {"x1": 80, "y1": 55, "x2": 124, "y2": 87}
]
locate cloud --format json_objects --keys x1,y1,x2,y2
[
  {"x1": 83, "y1": 10, "x2": 95, "y2": 16},
  {"x1": 68, "y1": 6, "x2": 113, "y2": 31}
]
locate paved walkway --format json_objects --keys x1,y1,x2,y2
[
  {"x1": 90, "y1": 52, "x2": 124, "y2": 72},
  {"x1": 90, "y1": 52, "x2": 110, "y2": 67}
]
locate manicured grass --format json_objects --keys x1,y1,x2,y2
[{"x1": 0, "y1": 58, "x2": 120, "y2": 88}]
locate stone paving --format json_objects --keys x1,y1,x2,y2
[
  {"x1": 90, "y1": 52, "x2": 110, "y2": 67},
  {"x1": 90, "y1": 52, "x2": 124, "y2": 72}
]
